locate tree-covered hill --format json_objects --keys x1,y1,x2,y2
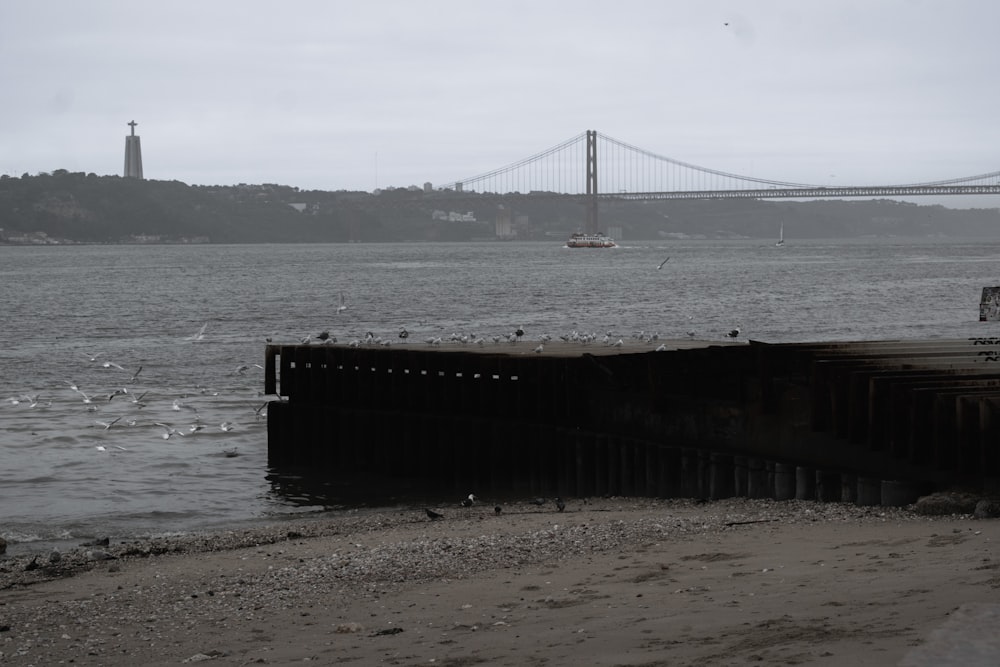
[{"x1": 2, "y1": 171, "x2": 999, "y2": 244}]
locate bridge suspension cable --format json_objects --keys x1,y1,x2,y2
[{"x1": 440, "y1": 131, "x2": 1000, "y2": 197}]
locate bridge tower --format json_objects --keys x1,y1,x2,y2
[
  {"x1": 585, "y1": 129, "x2": 598, "y2": 233},
  {"x1": 123, "y1": 120, "x2": 143, "y2": 179}
]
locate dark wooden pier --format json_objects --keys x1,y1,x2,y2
[{"x1": 265, "y1": 337, "x2": 1000, "y2": 506}]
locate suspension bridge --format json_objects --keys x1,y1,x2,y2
[{"x1": 437, "y1": 130, "x2": 1000, "y2": 233}]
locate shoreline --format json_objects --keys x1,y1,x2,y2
[{"x1": 1, "y1": 497, "x2": 998, "y2": 665}]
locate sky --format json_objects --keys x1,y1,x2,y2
[{"x1": 2, "y1": 0, "x2": 1000, "y2": 208}]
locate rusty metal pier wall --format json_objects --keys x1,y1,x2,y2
[{"x1": 264, "y1": 338, "x2": 1000, "y2": 505}]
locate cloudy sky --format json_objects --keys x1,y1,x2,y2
[{"x1": 2, "y1": 0, "x2": 999, "y2": 206}]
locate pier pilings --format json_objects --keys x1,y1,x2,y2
[{"x1": 265, "y1": 338, "x2": 1000, "y2": 504}]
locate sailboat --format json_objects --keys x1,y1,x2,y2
[{"x1": 775, "y1": 223, "x2": 785, "y2": 247}]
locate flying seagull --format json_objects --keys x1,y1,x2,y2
[
  {"x1": 657, "y1": 257, "x2": 670, "y2": 270},
  {"x1": 188, "y1": 323, "x2": 208, "y2": 341}
]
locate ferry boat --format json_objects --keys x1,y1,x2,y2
[{"x1": 566, "y1": 232, "x2": 616, "y2": 248}]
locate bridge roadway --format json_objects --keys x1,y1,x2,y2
[
  {"x1": 264, "y1": 336, "x2": 1000, "y2": 506},
  {"x1": 409, "y1": 183, "x2": 1000, "y2": 208}
]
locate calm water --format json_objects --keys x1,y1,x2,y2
[{"x1": 2, "y1": 238, "x2": 999, "y2": 553}]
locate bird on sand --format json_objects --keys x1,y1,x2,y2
[
  {"x1": 425, "y1": 508, "x2": 444, "y2": 520},
  {"x1": 556, "y1": 497, "x2": 566, "y2": 512},
  {"x1": 460, "y1": 493, "x2": 476, "y2": 508},
  {"x1": 494, "y1": 505, "x2": 502, "y2": 516}
]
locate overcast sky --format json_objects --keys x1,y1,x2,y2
[{"x1": 2, "y1": 0, "x2": 999, "y2": 207}]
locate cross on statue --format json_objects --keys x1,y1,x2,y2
[{"x1": 128, "y1": 120, "x2": 137, "y2": 136}]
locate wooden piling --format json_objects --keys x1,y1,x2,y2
[{"x1": 265, "y1": 339, "x2": 1000, "y2": 505}]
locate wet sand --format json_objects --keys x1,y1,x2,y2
[{"x1": 1, "y1": 497, "x2": 997, "y2": 666}]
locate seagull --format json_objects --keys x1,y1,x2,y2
[
  {"x1": 533, "y1": 343, "x2": 544, "y2": 354},
  {"x1": 172, "y1": 398, "x2": 198, "y2": 414},
  {"x1": 425, "y1": 508, "x2": 444, "y2": 520},
  {"x1": 657, "y1": 256, "x2": 670, "y2": 269},
  {"x1": 70, "y1": 386, "x2": 96, "y2": 404},
  {"x1": 556, "y1": 497, "x2": 566, "y2": 512},
  {"x1": 127, "y1": 366, "x2": 143, "y2": 383},
  {"x1": 25, "y1": 394, "x2": 50, "y2": 408},
  {"x1": 220, "y1": 421, "x2": 235, "y2": 432},
  {"x1": 316, "y1": 330, "x2": 334, "y2": 343},
  {"x1": 399, "y1": 328, "x2": 409, "y2": 340},
  {"x1": 101, "y1": 361, "x2": 125, "y2": 371},
  {"x1": 336, "y1": 291, "x2": 347, "y2": 314},
  {"x1": 494, "y1": 505, "x2": 502, "y2": 516},
  {"x1": 460, "y1": 493, "x2": 476, "y2": 508},
  {"x1": 514, "y1": 326, "x2": 524, "y2": 341},
  {"x1": 95, "y1": 416, "x2": 121, "y2": 430},
  {"x1": 155, "y1": 422, "x2": 184, "y2": 440},
  {"x1": 188, "y1": 323, "x2": 208, "y2": 341},
  {"x1": 726, "y1": 327, "x2": 741, "y2": 339},
  {"x1": 84, "y1": 351, "x2": 103, "y2": 363}
]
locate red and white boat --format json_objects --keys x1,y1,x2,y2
[{"x1": 566, "y1": 232, "x2": 616, "y2": 248}]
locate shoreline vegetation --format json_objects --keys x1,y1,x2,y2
[
  {"x1": 3, "y1": 172, "x2": 1000, "y2": 244},
  {"x1": 2, "y1": 496, "x2": 998, "y2": 666}
]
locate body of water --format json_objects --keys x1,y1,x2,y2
[{"x1": 2, "y1": 238, "x2": 999, "y2": 554}]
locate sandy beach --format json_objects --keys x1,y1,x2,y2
[{"x1": 1, "y1": 497, "x2": 998, "y2": 666}]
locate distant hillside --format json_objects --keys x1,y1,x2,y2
[{"x1": 1, "y1": 171, "x2": 999, "y2": 244}]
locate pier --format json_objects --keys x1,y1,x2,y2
[{"x1": 265, "y1": 338, "x2": 1000, "y2": 506}]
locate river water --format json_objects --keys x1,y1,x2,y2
[{"x1": 2, "y1": 238, "x2": 999, "y2": 553}]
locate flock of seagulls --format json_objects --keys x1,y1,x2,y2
[
  {"x1": 4, "y1": 324, "x2": 274, "y2": 460},
  {"x1": 288, "y1": 322, "x2": 747, "y2": 352},
  {"x1": 287, "y1": 319, "x2": 748, "y2": 352},
  {"x1": 424, "y1": 494, "x2": 567, "y2": 521}
]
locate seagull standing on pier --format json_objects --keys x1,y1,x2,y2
[{"x1": 726, "y1": 326, "x2": 741, "y2": 339}]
